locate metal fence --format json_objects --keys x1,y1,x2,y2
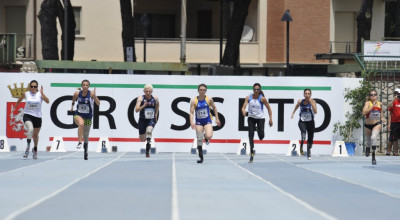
[
  {"x1": 330, "y1": 41, "x2": 357, "y2": 53},
  {"x1": 0, "y1": 33, "x2": 16, "y2": 64},
  {"x1": 16, "y1": 34, "x2": 33, "y2": 60}
]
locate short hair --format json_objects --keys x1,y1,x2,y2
[
  {"x1": 144, "y1": 84, "x2": 153, "y2": 90},
  {"x1": 30, "y1": 80, "x2": 38, "y2": 86},
  {"x1": 198, "y1": 83, "x2": 207, "y2": 90},
  {"x1": 81, "y1": 79, "x2": 90, "y2": 86}
]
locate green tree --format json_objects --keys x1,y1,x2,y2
[{"x1": 333, "y1": 74, "x2": 373, "y2": 142}]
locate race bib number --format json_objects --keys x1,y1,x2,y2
[
  {"x1": 196, "y1": 108, "x2": 208, "y2": 119},
  {"x1": 300, "y1": 112, "x2": 312, "y2": 122},
  {"x1": 369, "y1": 110, "x2": 380, "y2": 120},
  {"x1": 78, "y1": 104, "x2": 90, "y2": 114},
  {"x1": 144, "y1": 108, "x2": 155, "y2": 119},
  {"x1": 26, "y1": 101, "x2": 40, "y2": 111}
]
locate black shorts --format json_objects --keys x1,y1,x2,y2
[
  {"x1": 364, "y1": 121, "x2": 381, "y2": 130},
  {"x1": 138, "y1": 118, "x2": 156, "y2": 135},
  {"x1": 23, "y1": 114, "x2": 42, "y2": 128},
  {"x1": 389, "y1": 128, "x2": 395, "y2": 142},
  {"x1": 390, "y1": 122, "x2": 400, "y2": 141}
]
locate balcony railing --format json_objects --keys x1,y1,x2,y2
[
  {"x1": 329, "y1": 41, "x2": 356, "y2": 53},
  {"x1": 16, "y1": 34, "x2": 34, "y2": 60}
]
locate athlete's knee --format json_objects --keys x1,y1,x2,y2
[
  {"x1": 24, "y1": 121, "x2": 33, "y2": 139},
  {"x1": 145, "y1": 127, "x2": 153, "y2": 139},
  {"x1": 77, "y1": 121, "x2": 85, "y2": 128},
  {"x1": 196, "y1": 131, "x2": 203, "y2": 146},
  {"x1": 258, "y1": 132, "x2": 265, "y2": 140},
  {"x1": 204, "y1": 133, "x2": 212, "y2": 140},
  {"x1": 301, "y1": 132, "x2": 306, "y2": 140},
  {"x1": 139, "y1": 134, "x2": 146, "y2": 142}
]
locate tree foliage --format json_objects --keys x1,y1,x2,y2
[{"x1": 333, "y1": 73, "x2": 374, "y2": 142}]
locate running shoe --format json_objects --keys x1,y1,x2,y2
[
  {"x1": 197, "y1": 158, "x2": 203, "y2": 163},
  {"x1": 84, "y1": 153, "x2": 88, "y2": 160},
  {"x1": 372, "y1": 151, "x2": 376, "y2": 165},
  {"x1": 307, "y1": 156, "x2": 311, "y2": 160},
  {"x1": 76, "y1": 143, "x2": 82, "y2": 149},
  {"x1": 32, "y1": 149, "x2": 37, "y2": 159},
  {"x1": 248, "y1": 153, "x2": 254, "y2": 163},
  {"x1": 146, "y1": 152, "x2": 150, "y2": 158},
  {"x1": 23, "y1": 147, "x2": 30, "y2": 158},
  {"x1": 300, "y1": 147, "x2": 304, "y2": 156}
]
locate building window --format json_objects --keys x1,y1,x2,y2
[
  {"x1": 73, "y1": 7, "x2": 81, "y2": 35},
  {"x1": 134, "y1": 13, "x2": 176, "y2": 38}
]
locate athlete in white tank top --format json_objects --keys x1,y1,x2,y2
[
  {"x1": 248, "y1": 93, "x2": 265, "y2": 119},
  {"x1": 24, "y1": 91, "x2": 43, "y2": 118}
]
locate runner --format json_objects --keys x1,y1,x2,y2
[
  {"x1": 386, "y1": 89, "x2": 399, "y2": 156},
  {"x1": 291, "y1": 88, "x2": 317, "y2": 160},
  {"x1": 363, "y1": 90, "x2": 385, "y2": 165},
  {"x1": 135, "y1": 84, "x2": 159, "y2": 158},
  {"x1": 241, "y1": 83, "x2": 273, "y2": 163},
  {"x1": 70, "y1": 79, "x2": 100, "y2": 160},
  {"x1": 190, "y1": 84, "x2": 221, "y2": 163},
  {"x1": 13, "y1": 80, "x2": 50, "y2": 159}
]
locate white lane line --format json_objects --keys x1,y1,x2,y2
[
  {"x1": 5, "y1": 152, "x2": 127, "y2": 220},
  {"x1": 0, "y1": 152, "x2": 78, "y2": 175},
  {"x1": 274, "y1": 155, "x2": 400, "y2": 200},
  {"x1": 326, "y1": 156, "x2": 400, "y2": 177},
  {"x1": 171, "y1": 152, "x2": 180, "y2": 220},
  {"x1": 0, "y1": 152, "x2": 23, "y2": 158},
  {"x1": 221, "y1": 153, "x2": 337, "y2": 220}
]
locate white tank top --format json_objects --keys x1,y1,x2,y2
[
  {"x1": 24, "y1": 91, "x2": 43, "y2": 118},
  {"x1": 248, "y1": 94, "x2": 265, "y2": 119}
]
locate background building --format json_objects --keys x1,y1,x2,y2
[{"x1": 0, "y1": 0, "x2": 386, "y2": 75}]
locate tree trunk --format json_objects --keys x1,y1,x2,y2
[
  {"x1": 356, "y1": 0, "x2": 374, "y2": 53},
  {"x1": 221, "y1": 0, "x2": 251, "y2": 67},
  {"x1": 396, "y1": 0, "x2": 400, "y2": 37},
  {"x1": 38, "y1": 0, "x2": 59, "y2": 60},
  {"x1": 120, "y1": 0, "x2": 136, "y2": 62},
  {"x1": 59, "y1": 0, "x2": 76, "y2": 60}
]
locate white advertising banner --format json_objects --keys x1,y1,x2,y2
[
  {"x1": 363, "y1": 41, "x2": 400, "y2": 61},
  {"x1": 1, "y1": 73, "x2": 361, "y2": 155}
]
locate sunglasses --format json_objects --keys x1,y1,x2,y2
[
  {"x1": 253, "y1": 89, "x2": 260, "y2": 91},
  {"x1": 30, "y1": 86, "x2": 38, "y2": 88},
  {"x1": 369, "y1": 94, "x2": 377, "y2": 96}
]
